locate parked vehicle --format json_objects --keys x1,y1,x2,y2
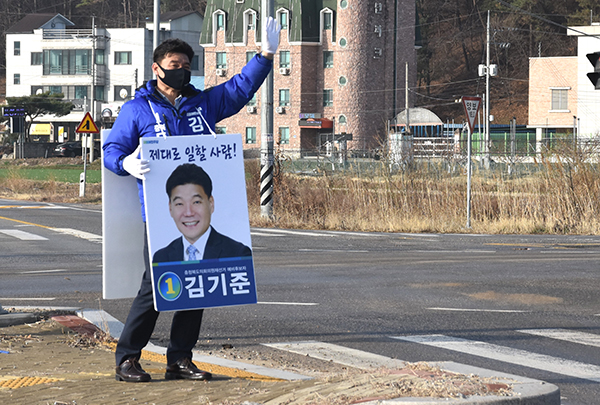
[{"x1": 53, "y1": 142, "x2": 100, "y2": 157}]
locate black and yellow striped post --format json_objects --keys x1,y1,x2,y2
[{"x1": 260, "y1": 0, "x2": 274, "y2": 218}]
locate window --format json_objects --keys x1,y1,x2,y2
[
  {"x1": 216, "y1": 126, "x2": 227, "y2": 134},
  {"x1": 323, "y1": 89, "x2": 333, "y2": 107},
  {"x1": 246, "y1": 12, "x2": 256, "y2": 30},
  {"x1": 245, "y1": 127, "x2": 256, "y2": 144},
  {"x1": 95, "y1": 85, "x2": 105, "y2": 101},
  {"x1": 280, "y1": 51, "x2": 290, "y2": 68},
  {"x1": 324, "y1": 51, "x2": 334, "y2": 68},
  {"x1": 339, "y1": 37, "x2": 347, "y2": 47},
  {"x1": 49, "y1": 86, "x2": 63, "y2": 95},
  {"x1": 14, "y1": 74, "x2": 20, "y2": 85},
  {"x1": 114, "y1": 51, "x2": 132, "y2": 65},
  {"x1": 246, "y1": 51, "x2": 256, "y2": 63},
  {"x1": 340, "y1": 0, "x2": 348, "y2": 9},
  {"x1": 323, "y1": 12, "x2": 332, "y2": 30},
  {"x1": 95, "y1": 49, "x2": 105, "y2": 65},
  {"x1": 216, "y1": 13, "x2": 225, "y2": 31},
  {"x1": 14, "y1": 41, "x2": 20, "y2": 56},
  {"x1": 43, "y1": 50, "x2": 62, "y2": 74},
  {"x1": 191, "y1": 55, "x2": 199, "y2": 71},
  {"x1": 74, "y1": 49, "x2": 90, "y2": 74},
  {"x1": 279, "y1": 89, "x2": 290, "y2": 106},
  {"x1": 75, "y1": 86, "x2": 88, "y2": 99},
  {"x1": 339, "y1": 76, "x2": 347, "y2": 86},
  {"x1": 279, "y1": 11, "x2": 288, "y2": 29},
  {"x1": 31, "y1": 52, "x2": 42, "y2": 65},
  {"x1": 247, "y1": 93, "x2": 257, "y2": 106},
  {"x1": 338, "y1": 115, "x2": 347, "y2": 124},
  {"x1": 216, "y1": 52, "x2": 227, "y2": 68},
  {"x1": 43, "y1": 49, "x2": 91, "y2": 75},
  {"x1": 551, "y1": 89, "x2": 568, "y2": 111},
  {"x1": 279, "y1": 127, "x2": 290, "y2": 144}
]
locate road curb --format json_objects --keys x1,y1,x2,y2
[{"x1": 0, "y1": 312, "x2": 39, "y2": 327}]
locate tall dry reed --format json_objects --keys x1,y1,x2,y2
[{"x1": 246, "y1": 145, "x2": 600, "y2": 234}]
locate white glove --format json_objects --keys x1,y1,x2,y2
[
  {"x1": 122, "y1": 144, "x2": 150, "y2": 180},
  {"x1": 262, "y1": 16, "x2": 281, "y2": 55}
]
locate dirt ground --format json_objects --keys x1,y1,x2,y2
[{"x1": 0, "y1": 314, "x2": 513, "y2": 405}]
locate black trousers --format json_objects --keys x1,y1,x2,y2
[{"x1": 115, "y1": 228, "x2": 204, "y2": 366}]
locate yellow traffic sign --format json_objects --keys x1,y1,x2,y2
[{"x1": 76, "y1": 112, "x2": 99, "y2": 134}]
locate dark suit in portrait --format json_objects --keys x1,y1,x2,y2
[{"x1": 152, "y1": 227, "x2": 252, "y2": 263}]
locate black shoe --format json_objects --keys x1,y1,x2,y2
[
  {"x1": 165, "y1": 357, "x2": 212, "y2": 381},
  {"x1": 115, "y1": 358, "x2": 151, "y2": 382}
]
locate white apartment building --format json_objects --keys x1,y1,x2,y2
[{"x1": 5, "y1": 12, "x2": 204, "y2": 142}]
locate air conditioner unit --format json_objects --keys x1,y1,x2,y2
[
  {"x1": 279, "y1": 67, "x2": 290, "y2": 75},
  {"x1": 275, "y1": 106, "x2": 285, "y2": 114},
  {"x1": 216, "y1": 68, "x2": 226, "y2": 77},
  {"x1": 246, "y1": 106, "x2": 256, "y2": 113}
]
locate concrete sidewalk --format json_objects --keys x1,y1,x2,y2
[{"x1": 0, "y1": 309, "x2": 560, "y2": 404}]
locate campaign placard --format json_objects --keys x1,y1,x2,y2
[{"x1": 141, "y1": 134, "x2": 256, "y2": 312}]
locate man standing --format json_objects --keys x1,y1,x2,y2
[{"x1": 103, "y1": 17, "x2": 280, "y2": 383}]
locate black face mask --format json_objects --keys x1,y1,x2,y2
[{"x1": 157, "y1": 64, "x2": 191, "y2": 90}]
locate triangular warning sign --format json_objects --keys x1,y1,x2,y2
[
  {"x1": 461, "y1": 96, "x2": 481, "y2": 133},
  {"x1": 76, "y1": 112, "x2": 99, "y2": 134}
]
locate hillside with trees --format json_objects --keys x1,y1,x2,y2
[
  {"x1": 0, "y1": 0, "x2": 598, "y2": 126},
  {"x1": 416, "y1": 0, "x2": 599, "y2": 124}
]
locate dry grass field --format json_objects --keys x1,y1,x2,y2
[{"x1": 2, "y1": 145, "x2": 600, "y2": 235}]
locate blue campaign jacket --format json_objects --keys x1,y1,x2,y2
[{"x1": 103, "y1": 54, "x2": 272, "y2": 220}]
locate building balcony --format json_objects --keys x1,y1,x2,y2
[{"x1": 43, "y1": 28, "x2": 93, "y2": 40}]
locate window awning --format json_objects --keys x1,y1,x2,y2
[{"x1": 298, "y1": 118, "x2": 333, "y2": 129}]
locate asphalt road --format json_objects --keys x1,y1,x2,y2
[{"x1": 1, "y1": 198, "x2": 600, "y2": 404}]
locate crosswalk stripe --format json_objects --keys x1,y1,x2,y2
[
  {"x1": 53, "y1": 228, "x2": 102, "y2": 242},
  {"x1": 0, "y1": 229, "x2": 48, "y2": 240},
  {"x1": 517, "y1": 329, "x2": 600, "y2": 348},
  {"x1": 390, "y1": 334, "x2": 600, "y2": 382},
  {"x1": 263, "y1": 341, "x2": 405, "y2": 370}
]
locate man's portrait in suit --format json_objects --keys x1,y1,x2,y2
[{"x1": 152, "y1": 163, "x2": 252, "y2": 263}]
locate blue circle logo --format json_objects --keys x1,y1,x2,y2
[{"x1": 158, "y1": 272, "x2": 182, "y2": 301}]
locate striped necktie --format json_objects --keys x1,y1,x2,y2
[{"x1": 187, "y1": 245, "x2": 199, "y2": 261}]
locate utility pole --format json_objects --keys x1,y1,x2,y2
[
  {"x1": 90, "y1": 16, "x2": 96, "y2": 163},
  {"x1": 153, "y1": 0, "x2": 160, "y2": 50},
  {"x1": 478, "y1": 11, "x2": 497, "y2": 169},
  {"x1": 260, "y1": 0, "x2": 274, "y2": 218},
  {"x1": 405, "y1": 62, "x2": 410, "y2": 134},
  {"x1": 484, "y1": 10, "x2": 491, "y2": 169}
]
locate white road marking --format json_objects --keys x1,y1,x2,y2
[
  {"x1": 263, "y1": 340, "x2": 405, "y2": 370},
  {"x1": 390, "y1": 334, "x2": 600, "y2": 382},
  {"x1": 0, "y1": 229, "x2": 48, "y2": 240},
  {"x1": 251, "y1": 229, "x2": 336, "y2": 237},
  {"x1": 299, "y1": 249, "x2": 369, "y2": 253},
  {"x1": 250, "y1": 231, "x2": 282, "y2": 237},
  {"x1": 257, "y1": 301, "x2": 319, "y2": 306},
  {"x1": 20, "y1": 269, "x2": 67, "y2": 274},
  {"x1": 428, "y1": 307, "x2": 530, "y2": 313},
  {"x1": 0, "y1": 297, "x2": 56, "y2": 301},
  {"x1": 518, "y1": 329, "x2": 600, "y2": 348},
  {"x1": 0, "y1": 205, "x2": 67, "y2": 209},
  {"x1": 53, "y1": 228, "x2": 102, "y2": 242}
]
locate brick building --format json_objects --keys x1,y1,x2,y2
[
  {"x1": 528, "y1": 56, "x2": 578, "y2": 136},
  {"x1": 200, "y1": 0, "x2": 417, "y2": 156}
]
